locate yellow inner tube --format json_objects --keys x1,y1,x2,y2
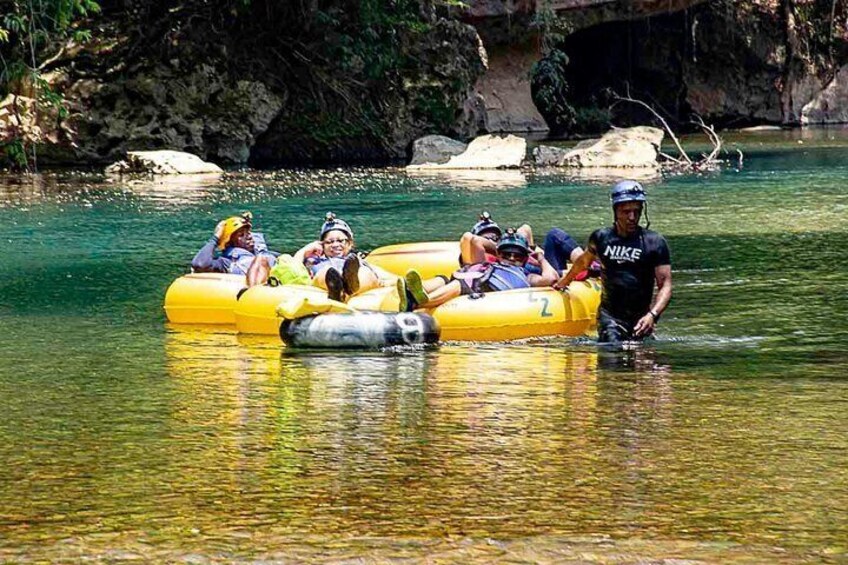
[{"x1": 426, "y1": 281, "x2": 600, "y2": 342}]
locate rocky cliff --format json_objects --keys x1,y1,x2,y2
[{"x1": 3, "y1": 0, "x2": 847, "y2": 168}]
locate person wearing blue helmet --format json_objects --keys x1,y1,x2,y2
[
  {"x1": 554, "y1": 180, "x2": 672, "y2": 343},
  {"x1": 405, "y1": 228, "x2": 558, "y2": 309},
  {"x1": 246, "y1": 212, "x2": 399, "y2": 302},
  {"x1": 464, "y1": 211, "x2": 541, "y2": 269},
  {"x1": 291, "y1": 212, "x2": 386, "y2": 302}
]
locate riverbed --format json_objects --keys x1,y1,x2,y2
[{"x1": 1, "y1": 130, "x2": 846, "y2": 562}]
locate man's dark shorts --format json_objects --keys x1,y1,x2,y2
[{"x1": 597, "y1": 308, "x2": 653, "y2": 343}]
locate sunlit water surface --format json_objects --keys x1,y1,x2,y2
[{"x1": 1, "y1": 130, "x2": 847, "y2": 563}]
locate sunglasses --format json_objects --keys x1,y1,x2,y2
[
  {"x1": 323, "y1": 238, "x2": 350, "y2": 245},
  {"x1": 499, "y1": 250, "x2": 528, "y2": 261}
]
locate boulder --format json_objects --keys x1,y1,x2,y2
[
  {"x1": 408, "y1": 135, "x2": 468, "y2": 165},
  {"x1": 407, "y1": 133, "x2": 526, "y2": 169},
  {"x1": 534, "y1": 127, "x2": 663, "y2": 169},
  {"x1": 106, "y1": 150, "x2": 223, "y2": 175}
]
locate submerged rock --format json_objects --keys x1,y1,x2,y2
[
  {"x1": 408, "y1": 135, "x2": 468, "y2": 166},
  {"x1": 534, "y1": 127, "x2": 663, "y2": 169},
  {"x1": 106, "y1": 150, "x2": 223, "y2": 175},
  {"x1": 407, "y1": 134, "x2": 526, "y2": 169}
]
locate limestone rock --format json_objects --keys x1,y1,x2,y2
[
  {"x1": 69, "y1": 65, "x2": 284, "y2": 165},
  {"x1": 802, "y1": 65, "x2": 848, "y2": 125},
  {"x1": 407, "y1": 134, "x2": 526, "y2": 169},
  {"x1": 535, "y1": 127, "x2": 663, "y2": 169},
  {"x1": 409, "y1": 135, "x2": 468, "y2": 165},
  {"x1": 106, "y1": 150, "x2": 223, "y2": 175},
  {"x1": 532, "y1": 145, "x2": 569, "y2": 167}
]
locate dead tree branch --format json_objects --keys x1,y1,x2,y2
[
  {"x1": 610, "y1": 88, "x2": 725, "y2": 172},
  {"x1": 610, "y1": 89, "x2": 693, "y2": 165}
]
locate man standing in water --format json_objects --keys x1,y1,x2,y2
[{"x1": 554, "y1": 180, "x2": 672, "y2": 343}]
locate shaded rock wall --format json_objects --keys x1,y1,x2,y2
[
  {"x1": 11, "y1": 0, "x2": 848, "y2": 168},
  {"x1": 42, "y1": 2, "x2": 486, "y2": 166},
  {"x1": 557, "y1": 1, "x2": 848, "y2": 128}
]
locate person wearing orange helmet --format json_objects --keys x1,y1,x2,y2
[{"x1": 191, "y1": 212, "x2": 279, "y2": 279}]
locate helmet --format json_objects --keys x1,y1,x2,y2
[
  {"x1": 217, "y1": 211, "x2": 253, "y2": 250},
  {"x1": 496, "y1": 228, "x2": 531, "y2": 256},
  {"x1": 471, "y1": 211, "x2": 502, "y2": 239},
  {"x1": 610, "y1": 180, "x2": 647, "y2": 207},
  {"x1": 319, "y1": 212, "x2": 353, "y2": 241}
]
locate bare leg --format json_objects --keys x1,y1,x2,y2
[
  {"x1": 247, "y1": 255, "x2": 272, "y2": 287},
  {"x1": 312, "y1": 266, "x2": 330, "y2": 290},
  {"x1": 354, "y1": 265, "x2": 381, "y2": 294},
  {"x1": 418, "y1": 280, "x2": 462, "y2": 308},
  {"x1": 424, "y1": 277, "x2": 446, "y2": 293}
]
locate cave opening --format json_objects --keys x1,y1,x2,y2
[{"x1": 532, "y1": 10, "x2": 696, "y2": 136}]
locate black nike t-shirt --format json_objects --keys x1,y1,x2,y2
[{"x1": 588, "y1": 227, "x2": 670, "y2": 323}]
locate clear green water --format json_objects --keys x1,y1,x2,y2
[{"x1": 1, "y1": 132, "x2": 847, "y2": 562}]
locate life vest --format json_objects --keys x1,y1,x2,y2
[
  {"x1": 221, "y1": 246, "x2": 258, "y2": 275},
  {"x1": 306, "y1": 255, "x2": 347, "y2": 277},
  {"x1": 220, "y1": 233, "x2": 275, "y2": 275},
  {"x1": 454, "y1": 262, "x2": 530, "y2": 293},
  {"x1": 485, "y1": 263, "x2": 531, "y2": 291}
]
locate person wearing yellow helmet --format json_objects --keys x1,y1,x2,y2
[{"x1": 191, "y1": 211, "x2": 279, "y2": 278}]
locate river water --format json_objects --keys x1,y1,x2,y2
[{"x1": 1, "y1": 130, "x2": 847, "y2": 563}]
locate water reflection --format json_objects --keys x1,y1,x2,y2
[
  {"x1": 114, "y1": 173, "x2": 223, "y2": 204},
  {"x1": 405, "y1": 169, "x2": 527, "y2": 190}
]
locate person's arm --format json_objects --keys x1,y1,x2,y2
[
  {"x1": 460, "y1": 232, "x2": 491, "y2": 265},
  {"x1": 516, "y1": 224, "x2": 534, "y2": 248},
  {"x1": 252, "y1": 232, "x2": 268, "y2": 253},
  {"x1": 553, "y1": 248, "x2": 596, "y2": 290},
  {"x1": 633, "y1": 264, "x2": 672, "y2": 336},
  {"x1": 294, "y1": 241, "x2": 324, "y2": 264},
  {"x1": 527, "y1": 251, "x2": 559, "y2": 287},
  {"x1": 192, "y1": 221, "x2": 230, "y2": 272}
]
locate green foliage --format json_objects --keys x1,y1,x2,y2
[
  {"x1": 570, "y1": 104, "x2": 612, "y2": 134},
  {"x1": 532, "y1": 49, "x2": 576, "y2": 134},
  {"x1": 200, "y1": 0, "x2": 468, "y2": 155},
  {"x1": 0, "y1": 139, "x2": 28, "y2": 169},
  {"x1": 0, "y1": 0, "x2": 100, "y2": 169},
  {"x1": 532, "y1": 0, "x2": 574, "y2": 55}
]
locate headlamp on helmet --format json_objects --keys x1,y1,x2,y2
[
  {"x1": 319, "y1": 212, "x2": 354, "y2": 241},
  {"x1": 471, "y1": 211, "x2": 502, "y2": 240},
  {"x1": 496, "y1": 228, "x2": 531, "y2": 257}
]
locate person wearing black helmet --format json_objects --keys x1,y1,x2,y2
[
  {"x1": 464, "y1": 211, "x2": 538, "y2": 267},
  {"x1": 405, "y1": 228, "x2": 558, "y2": 309},
  {"x1": 554, "y1": 180, "x2": 672, "y2": 342}
]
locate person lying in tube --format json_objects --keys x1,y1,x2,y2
[
  {"x1": 403, "y1": 228, "x2": 558, "y2": 310},
  {"x1": 191, "y1": 211, "x2": 279, "y2": 278},
  {"x1": 248, "y1": 212, "x2": 402, "y2": 304}
]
